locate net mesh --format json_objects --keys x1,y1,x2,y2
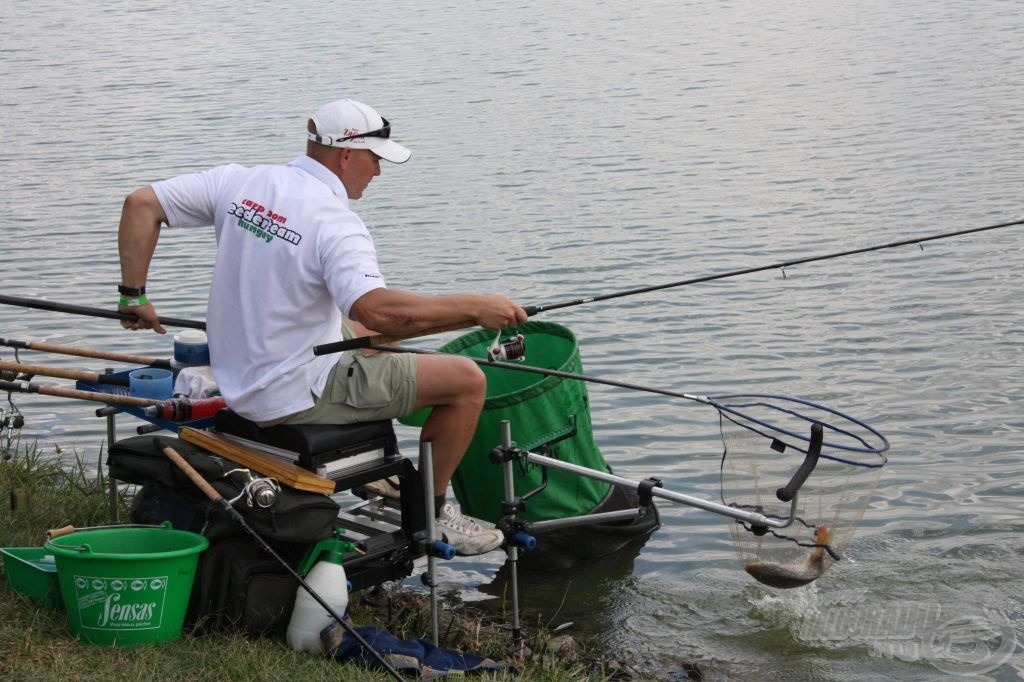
[{"x1": 713, "y1": 394, "x2": 888, "y2": 588}]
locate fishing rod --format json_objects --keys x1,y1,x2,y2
[
  {"x1": 0, "y1": 378, "x2": 165, "y2": 407},
  {"x1": 524, "y1": 216, "x2": 1024, "y2": 315},
  {"x1": 366, "y1": 343, "x2": 889, "y2": 458},
  {"x1": 0, "y1": 293, "x2": 206, "y2": 330},
  {"x1": 320, "y1": 216, "x2": 1024, "y2": 353},
  {"x1": 0, "y1": 360, "x2": 130, "y2": 387},
  {"x1": 0, "y1": 337, "x2": 172, "y2": 369},
  {"x1": 3, "y1": 217, "x2": 1019, "y2": 349},
  {"x1": 0, "y1": 378, "x2": 227, "y2": 421}
]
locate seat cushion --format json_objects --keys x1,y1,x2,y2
[{"x1": 214, "y1": 409, "x2": 397, "y2": 459}]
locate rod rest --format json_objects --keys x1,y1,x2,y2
[{"x1": 214, "y1": 408, "x2": 399, "y2": 465}]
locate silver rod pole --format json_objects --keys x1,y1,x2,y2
[
  {"x1": 421, "y1": 440, "x2": 439, "y2": 646},
  {"x1": 105, "y1": 413, "x2": 119, "y2": 524},
  {"x1": 522, "y1": 450, "x2": 793, "y2": 528},
  {"x1": 528, "y1": 509, "x2": 641, "y2": 532},
  {"x1": 500, "y1": 421, "x2": 522, "y2": 650}
]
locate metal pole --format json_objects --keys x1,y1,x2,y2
[
  {"x1": 521, "y1": 449, "x2": 797, "y2": 529},
  {"x1": 528, "y1": 509, "x2": 640, "y2": 532},
  {"x1": 105, "y1": 411, "x2": 119, "y2": 523},
  {"x1": 500, "y1": 420, "x2": 523, "y2": 651},
  {"x1": 420, "y1": 440, "x2": 440, "y2": 646}
]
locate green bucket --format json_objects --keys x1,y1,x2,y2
[
  {"x1": 402, "y1": 321, "x2": 612, "y2": 524},
  {"x1": 1, "y1": 547, "x2": 64, "y2": 610},
  {"x1": 45, "y1": 523, "x2": 208, "y2": 647}
]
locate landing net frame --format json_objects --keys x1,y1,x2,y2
[{"x1": 711, "y1": 393, "x2": 889, "y2": 587}]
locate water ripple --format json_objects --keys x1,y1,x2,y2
[{"x1": 2, "y1": 1, "x2": 1022, "y2": 679}]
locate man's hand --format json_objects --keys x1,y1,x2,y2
[
  {"x1": 471, "y1": 295, "x2": 529, "y2": 331},
  {"x1": 119, "y1": 301, "x2": 166, "y2": 334},
  {"x1": 117, "y1": 186, "x2": 167, "y2": 334}
]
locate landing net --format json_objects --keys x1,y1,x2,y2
[{"x1": 712, "y1": 394, "x2": 889, "y2": 588}]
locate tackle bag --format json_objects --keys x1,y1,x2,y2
[
  {"x1": 186, "y1": 536, "x2": 303, "y2": 634},
  {"x1": 108, "y1": 435, "x2": 339, "y2": 633},
  {"x1": 107, "y1": 434, "x2": 340, "y2": 543}
]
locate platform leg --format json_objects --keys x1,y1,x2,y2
[
  {"x1": 499, "y1": 420, "x2": 523, "y2": 652},
  {"x1": 421, "y1": 440, "x2": 440, "y2": 646},
  {"x1": 105, "y1": 412, "x2": 119, "y2": 524}
]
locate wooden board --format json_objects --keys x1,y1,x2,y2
[{"x1": 179, "y1": 427, "x2": 336, "y2": 495}]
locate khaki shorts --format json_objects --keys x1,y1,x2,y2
[{"x1": 274, "y1": 351, "x2": 418, "y2": 426}]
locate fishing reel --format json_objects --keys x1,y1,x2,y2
[
  {"x1": 225, "y1": 468, "x2": 281, "y2": 509},
  {"x1": 0, "y1": 404, "x2": 24, "y2": 460},
  {"x1": 487, "y1": 330, "x2": 526, "y2": 363}
]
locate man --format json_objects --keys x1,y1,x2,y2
[{"x1": 117, "y1": 98, "x2": 528, "y2": 555}]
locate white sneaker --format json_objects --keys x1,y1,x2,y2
[
  {"x1": 357, "y1": 476, "x2": 401, "y2": 501},
  {"x1": 435, "y1": 502, "x2": 505, "y2": 556}
]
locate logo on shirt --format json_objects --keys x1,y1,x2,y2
[{"x1": 228, "y1": 199, "x2": 302, "y2": 245}]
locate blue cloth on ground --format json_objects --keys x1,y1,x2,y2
[{"x1": 323, "y1": 618, "x2": 518, "y2": 678}]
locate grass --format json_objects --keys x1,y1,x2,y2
[{"x1": 0, "y1": 440, "x2": 624, "y2": 681}]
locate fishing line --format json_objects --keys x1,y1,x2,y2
[
  {"x1": 524, "y1": 216, "x2": 1024, "y2": 314},
  {"x1": 318, "y1": 216, "x2": 1024, "y2": 352},
  {"x1": 373, "y1": 331, "x2": 886, "y2": 588},
  {"x1": 368, "y1": 343, "x2": 889, "y2": 460},
  {"x1": 1, "y1": 218, "x2": 1019, "y2": 341}
]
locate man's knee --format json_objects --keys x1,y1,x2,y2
[
  {"x1": 415, "y1": 354, "x2": 487, "y2": 408},
  {"x1": 452, "y1": 357, "x2": 486, "y2": 405}
]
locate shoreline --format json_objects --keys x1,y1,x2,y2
[{"x1": 0, "y1": 441, "x2": 698, "y2": 680}]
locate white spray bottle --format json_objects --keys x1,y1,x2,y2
[{"x1": 286, "y1": 535, "x2": 354, "y2": 654}]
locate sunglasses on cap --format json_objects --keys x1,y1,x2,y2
[{"x1": 309, "y1": 118, "x2": 391, "y2": 147}]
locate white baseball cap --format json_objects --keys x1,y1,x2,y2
[{"x1": 307, "y1": 99, "x2": 411, "y2": 164}]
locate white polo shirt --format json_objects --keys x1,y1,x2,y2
[{"x1": 152, "y1": 155, "x2": 386, "y2": 421}]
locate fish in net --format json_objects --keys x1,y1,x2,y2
[{"x1": 712, "y1": 394, "x2": 888, "y2": 588}]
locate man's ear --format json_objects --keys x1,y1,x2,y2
[{"x1": 332, "y1": 147, "x2": 353, "y2": 173}]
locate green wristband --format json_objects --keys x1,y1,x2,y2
[{"x1": 119, "y1": 294, "x2": 149, "y2": 307}]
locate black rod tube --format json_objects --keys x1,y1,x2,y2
[{"x1": 0, "y1": 294, "x2": 206, "y2": 330}]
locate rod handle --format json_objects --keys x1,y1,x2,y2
[
  {"x1": 776, "y1": 422, "x2": 823, "y2": 502},
  {"x1": 155, "y1": 437, "x2": 223, "y2": 504},
  {"x1": 45, "y1": 525, "x2": 76, "y2": 540},
  {"x1": 313, "y1": 303, "x2": 548, "y2": 355},
  {"x1": 313, "y1": 320, "x2": 478, "y2": 355}
]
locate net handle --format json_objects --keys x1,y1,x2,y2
[{"x1": 776, "y1": 422, "x2": 823, "y2": 502}]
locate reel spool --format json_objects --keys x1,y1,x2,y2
[
  {"x1": 487, "y1": 331, "x2": 526, "y2": 363},
  {"x1": 1, "y1": 372, "x2": 25, "y2": 459},
  {"x1": 1, "y1": 405, "x2": 24, "y2": 460},
  {"x1": 225, "y1": 468, "x2": 282, "y2": 509}
]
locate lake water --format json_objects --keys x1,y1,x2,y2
[{"x1": 2, "y1": 1, "x2": 1022, "y2": 679}]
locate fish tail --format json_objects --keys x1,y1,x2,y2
[
  {"x1": 814, "y1": 524, "x2": 834, "y2": 546},
  {"x1": 807, "y1": 525, "x2": 835, "y2": 566}
]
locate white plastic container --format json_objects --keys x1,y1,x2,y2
[
  {"x1": 172, "y1": 329, "x2": 210, "y2": 367},
  {"x1": 285, "y1": 539, "x2": 350, "y2": 654}
]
